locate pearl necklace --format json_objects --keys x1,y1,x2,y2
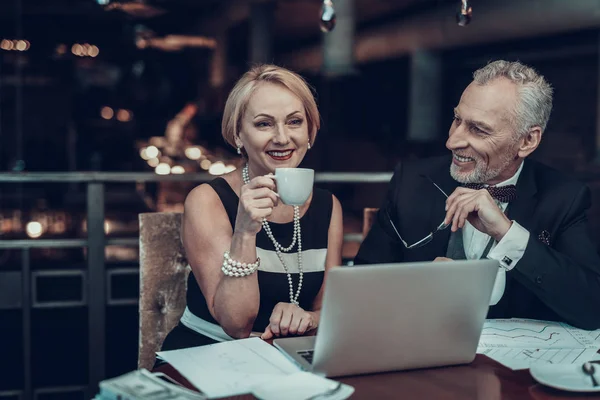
[{"x1": 242, "y1": 164, "x2": 303, "y2": 306}]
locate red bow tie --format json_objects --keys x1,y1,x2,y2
[{"x1": 464, "y1": 183, "x2": 517, "y2": 203}]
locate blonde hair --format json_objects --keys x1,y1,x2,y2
[{"x1": 221, "y1": 64, "x2": 320, "y2": 148}]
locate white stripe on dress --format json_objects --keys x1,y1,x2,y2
[
  {"x1": 180, "y1": 306, "x2": 233, "y2": 342},
  {"x1": 256, "y1": 247, "x2": 327, "y2": 273}
]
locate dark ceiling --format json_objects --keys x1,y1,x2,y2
[
  {"x1": 0, "y1": 0, "x2": 457, "y2": 173},
  {"x1": 0, "y1": 0, "x2": 598, "y2": 175},
  {"x1": 0, "y1": 0, "x2": 449, "y2": 50}
]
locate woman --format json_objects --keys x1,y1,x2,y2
[{"x1": 160, "y1": 64, "x2": 344, "y2": 351}]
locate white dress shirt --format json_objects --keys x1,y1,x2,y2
[{"x1": 462, "y1": 161, "x2": 530, "y2": 305}]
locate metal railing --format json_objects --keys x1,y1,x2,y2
[
  {"x1": 0, "y1": 171, "x2": 394, "y2": 183},
  {"x1": 0, "y1": 171, "x2": 392, "y2": 399}
]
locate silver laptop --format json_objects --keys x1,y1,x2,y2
[{"x1": 274, "y1": 259, "x2": 498, "y2": 377}]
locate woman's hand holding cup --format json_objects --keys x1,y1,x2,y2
[{"x1": 235, "y1": 174, "x2": 279, "y2": 235}]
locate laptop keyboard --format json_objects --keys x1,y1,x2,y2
[{"x1": 297, "y1": 350, "x2": 314, "y2": 364}]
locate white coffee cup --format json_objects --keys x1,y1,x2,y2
[{"x1": 275, "y1": 168, "x2": 314, "y2": 206}]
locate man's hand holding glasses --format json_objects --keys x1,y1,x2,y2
[
  {"x1": 443, "y1": 187, "x2": 513, "y2": 242},
  {"x1": 385, "y1": 176, "x2": 451, "y2": 250}
]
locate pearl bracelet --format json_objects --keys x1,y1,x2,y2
[{"x1": 221, "y1": 251, "x2": 260, "y2": 277}]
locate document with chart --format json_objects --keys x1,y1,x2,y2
[
  {"x1": 477, "y1": 319, "x2": 600, "y2": 370},
  {"x1": 157, "y1": 337, "x2": 301, "y2": 398}
]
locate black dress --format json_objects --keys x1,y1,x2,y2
[{"x1": 160, "y1": 177, "x2": 333, "y2": 351}]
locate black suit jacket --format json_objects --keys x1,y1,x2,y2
[{"x1": 355, "y1": 156, "x2": 600, "y2": 330}]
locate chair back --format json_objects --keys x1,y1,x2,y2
[{"x1": 138, "y1": 212, "x2": 190, "y2": 370}]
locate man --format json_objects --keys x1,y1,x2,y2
[{"x1": 355, "y1": 60, "x2": 600, "y2": 330}]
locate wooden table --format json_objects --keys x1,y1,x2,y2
[{"x1": 154, "y1": 354, "x2": 600, "y2": 399}]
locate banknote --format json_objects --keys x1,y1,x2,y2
[{"x1": 97, "y1": 368, "x2": 206, "y2": 400}]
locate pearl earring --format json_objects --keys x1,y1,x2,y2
[
  {"x1": 237, "y1": 146, "x2": 242, "y2": 155},
  {"x1": 307, "y1": 142, "x2": 311, "y2": 150}
]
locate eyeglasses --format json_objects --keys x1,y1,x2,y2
[{"x1": 385, "y1": 176, "x2": 451, "y2": 249}]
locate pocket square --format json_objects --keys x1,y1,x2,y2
[{"x1": 538, "y1": 230, "x2": 551, "y2": 246}]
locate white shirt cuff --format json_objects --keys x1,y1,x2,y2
[{"x1": 487, "y1": 221, "x2": 530, "y2": 270}]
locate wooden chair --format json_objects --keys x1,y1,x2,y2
[{"x1": 138, "y1": 212, "x2": 190, "y2": 370}]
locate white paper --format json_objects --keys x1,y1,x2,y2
[
  {"x1": 477, "y1": 319, "x2": 600, "y2": 370},
  {"x1": 478, "y1": 319, "x2": 600, "y2": 349},
  {"x1": 477, "y1": 347, "x2": 600, "y2": 370},
  {"x1": 251, "y1": 372, "x2": 354, "y2": 400},
  {"x1": 156, "y1": 337, "x2": 301, "y2": 398},
  {"x1": 588, "y1": 329, "x2": 600, "y2": 344}
]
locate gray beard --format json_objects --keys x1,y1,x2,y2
[{"x1": 449, "y1": 155, "x2": 514, "y2": 184}]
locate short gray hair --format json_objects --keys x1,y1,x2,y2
[{"x1": 473, "y1": 60, "x2": 553, "y2": 136}]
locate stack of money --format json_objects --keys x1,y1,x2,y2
[{"x1": 95, "y1": 369, "x2": 206, "y2": 400}]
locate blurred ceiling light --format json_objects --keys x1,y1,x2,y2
[
  {"x1": 72, "y1": 43, "x2": 83, "y2": 56},
  {"x1": 71, "y1": 43, "x2": 99, "y2": 57},
  {"x1": 136, "y1": 38, "x2": 148, "y2": 49},
  {"x1": 170, "y1": 165, "x2": 185, "y2": 174},
  {"x1": 185, "y1": 147, "x2": 202, "y2": 160},
  {"x1": 89, "y1": 45, "x2": 100, "y2": 57},
  {"x1": 457, "y1": 0, "x2": 473, "y2": 26},
  {"x1": 56, "y1": 44, "x2": 67, "y2": 55},
  {"x1": 51, "y1": 220, "x2": 66, "y2": 234},
  {"x1": 116, "y1": 109, "x2": 132, "y2": 122},
  {"x1": 320, "y1": 0, "x2": 336, "y2": 32},
  {"x1": 97, "y1": 0, "x2": 110, "y2": 4},
  {"x1": 200, "y1": 159, "x2": 212, "y2": 170},
  {"x1": 209, "y1": 161, "x2": 226, "y2": 176},
  {"x1": 147, "y1": 157, "x2": 159, "y2": 167},
  {"x1": 105, "y1": 2, "x2": 166, "y2": 18},
  {"x1": 100, "y1": 106, "x2": 114, "y2": 120},
  {"x1": 155, "y1": 163, "x2": 171, "y2": 175},
  {"x1": 26, "y1": 221, "x2": 43, "y2": 239},
  {"x1": 104, "y1": 221, "x2": 112, "y2": 234},
  {"x1": 15, "y1": 40, "x2": 27, "y2": 51},
  {"x1": 0, "y1": 39, "x2": 29, "y2": 51},
  {"x1": 137, "y1": 35, "x2": 217, "y2": 52},
  {"x1": 140, "y1": 147, "x2": 150, "y2": 160},
  {"x1": 145, "y1": 145, "x2": 159, "y2": 159}
]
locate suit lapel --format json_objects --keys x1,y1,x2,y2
[
  {"x1": 506, "y1": 160, "x2": 538, "y2": 228},
  {"x1": 420, "y1": 163, "x2": 459, "y2": 259}
]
